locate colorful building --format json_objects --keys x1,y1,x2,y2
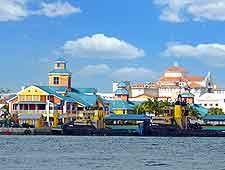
[
  {"x1": 8, "y1": 58, "x2": 108, "y2": 128},
  {"x1": 109, "y1": 81, "x2": 137, "y2": 114}
]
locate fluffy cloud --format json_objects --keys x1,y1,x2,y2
[
  {"x1": 35, "y1": 1, "x2": 81, "y2": 17},
  {"x1": 154, "y1": 0, "x2": 225, "y2": 22},
  {"x1": 0, "y1": 0, "x2": 81, "y2": 22},
  {"x1": 162, "y1": 43, "x2": 225, "y2": 67},
  {"x1": 77, "y1": 64, "x2": 157, "y2": 81},
  {"x1": 77, "y1": 64, "x2": 111, "y2": 76},
  {"x1": 111, "y1": 67, "x2": 157, "y2": 81},
  {"x1": 0, "y1": 0, "x2": 28, "y2": 21},
  {"x1": 63, "y1": 34, "x2": 145, "y2": 59}
]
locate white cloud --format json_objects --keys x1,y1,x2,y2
[
  {"x1": 63, "y1": 34, "x2": 145, "y2": 59},
  {"x1": 162, "y1": 43, "x2": 225, "y2": 67},
  {"x1": 0, "y1": 0, "x2": 28, "y2": 21},
  {"x1": 111, "y1": 67, "x2": 157, "y2": 81},
  {"x1": 77, "y1": 64, "x2": 157, "y2": 82},
  {"x1": 35, "y1": 1, "x2": 81, "y2": 17},
  {"x1": 77, "y1": 64, "x2": 111, "y2": 76},
  {"x1": 0, "y1": 0, "x2": 81, "y2": 22},
  {"x1": 154, "y1": 0, "x2": 225, "y2": 22}
]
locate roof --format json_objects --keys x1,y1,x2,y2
[
  {"x1": 203, "y1": 115, "x2": 225, "y2": 121},
  {"x1": 181, "y1": 92, "x2": 194, "y2": 98},
  {"x1": 185, "y1": 76, "x2": 205, "y2": 81},
  {"x1": 188, "y1": 82, "x2": 202, "y2": 88},
  {"x1": 48, "y1": 69, "x2": 72, "y2": 75},
  {"x1": 160, "y1": 76, "x2": 186, "y2": 81},
  {"x1": 109, "y1": 100, "x2": 136, "y2": 111},
  {"x1": 55, "y1": 57, "x2": 66, "y2": 63},
  {"x1": 115, "y1": 89, "x2": 129, "y2": 95},
  {"x1": 118, "y1": 81, "x2": 127, "y2": 88},
  {"x1": 104, "y1": 114, "x2": 151, "y2": 121},
  {"x1": 191, "y1": 104, "x2": 208, "y2": 117},
  {"x1": 77, "y1": 88, "x2": 97, "y2": 94},
  {"x1": 166, "y1": 66, "x2": 187, "y2": 73},
  {"x1": 67, "y1": 92, "x2": 97, "y2": 107},
  {"x1": 36, "y1": 85, "x2": 98, "y2": 107}
]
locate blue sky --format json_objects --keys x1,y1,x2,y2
[{"x1": 1, "y1": 0, "x2": 225, "y2": 91}]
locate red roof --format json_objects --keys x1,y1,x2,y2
[
  {"x1": 160, "y1": 76, "x2": 186, "y2": 81},
  {"x1": 166, "y1": 66, "x2": 187, "y2": 73},
  {"x1": 184, "y1": 76, "x2": 205, "y2": 81},
  {"x1": 189, "y1": 82, "x2": 202, "y2": 88}
]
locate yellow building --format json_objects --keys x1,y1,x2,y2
[{"x1": 8, "y1": 57, "x2": 109, "y2": 128}]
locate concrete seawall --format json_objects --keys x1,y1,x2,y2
[{"x1": 0, "y1": 128, "x2": 61, "y2": 135}]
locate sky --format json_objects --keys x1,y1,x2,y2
[{"x1": 1, "y1": 0, "x2": 225, "y2": 92}]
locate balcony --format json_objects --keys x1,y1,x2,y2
[{"x1": 11, "y1": 110, "x2": 55, "y2": 115}]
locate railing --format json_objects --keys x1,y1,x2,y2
[{"x1": 11, "y1": 110, "x2": 55, "y2": 114}]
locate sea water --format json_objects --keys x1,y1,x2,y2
[{"x1": 0, "y1": 136, "x2": 224, "y2": 170}]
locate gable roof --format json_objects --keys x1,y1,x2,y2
[
  {"x1": 115, "y1": 89, "x2": 129, "y2": 95},
  {"x1": 109, "y1": 100, "x2": 136, "y2": 111}
]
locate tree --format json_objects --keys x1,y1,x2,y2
[
  {"x1": 134, "y1": 99, "x2": 174, "y2": 116},
  {"x1": 208, "y1": 108, "x2": 224, "y2": 115},
  {"x1": 188, "y1": 107, "x2": 201, "y2": 119}
]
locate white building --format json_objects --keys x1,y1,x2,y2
[{"x1": 107, "y1": 65, "x2": 225, "y2": 112}]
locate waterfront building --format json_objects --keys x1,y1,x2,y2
[
  {"x1": 109, "y1": 81, "x2": 137, "y2": 114},
  {"x1": 8, "y1": 58, "x2": 108, "y2": 128},
  {"x1": 106, "y1": 64, "x2": 225, "y2": 112}
]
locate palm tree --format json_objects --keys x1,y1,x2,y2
[
  {"x1": 135, "y1": 99, "x2": 173, "y2": 116},
  {"x1": 188, "y1": 107, "x2": 201, "y2": 119},
  {"x1": 208, "y1": 108, "x2": 224, "y2": 115}
]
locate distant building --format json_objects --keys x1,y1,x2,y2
[{"x1": 103, "y1": 64, "x2": 225, "y2": 112}]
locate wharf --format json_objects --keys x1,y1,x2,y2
[{"x1": 0, "y1": 128, "x2": 62, "y2": 135}]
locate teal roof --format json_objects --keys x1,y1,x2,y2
[
  {"x1": 181, "y1": 92, "x2": 194, "y2": 98},
  {"x1": 105, "y1": 114, "x2": 151, "y2": 121},
  {"x1": 115, "y1": 89, "x2": 129, "y2": 95},
  {"x1": 77, "y1": 88, "x2": 97, "y2": 94},
  {"x1": 191, "y1": 104, "x2": 208, "y2": 117},
  {"x1": 36, "y1": 85, "x2": 98, "y2": 107},
  {"x1": 55, "y1": 57, "x2": 66, "y2": 63},
  {"x1": 49, "y1": 69, "x2": 72, "y2": 75},
  {"x1": 109, "y1": 100, "x2": 136, "y2": 111},
  {"x1": 203, "y1": 115, "x2": 225, "y2": 121},
  {"x1": 118, "y1": 81, "x2": 127, "y2": 88},
  {"x1": 67, "y1": 92, "x2": 97, "y2": 107}
]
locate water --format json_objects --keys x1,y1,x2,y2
[{"x1": 0, "y1": 136, "x2": 225, "y2": 170}]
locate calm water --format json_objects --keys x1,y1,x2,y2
[{"x1": 0, "y1": 136, "x2": 225, "y2": 170}]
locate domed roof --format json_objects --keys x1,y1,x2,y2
[
  {"x1": 55, "y1": 56, "x2": 66, "y2": 63},
  {"x1": 115, "y1": 89, "x2": 129, "y2": 95},
  {"x1": 118, "y1": 81, "x2": 127, "y2": 88}
]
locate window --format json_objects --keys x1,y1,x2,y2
[
  {"x1": 204, "y1": 104, "x2": 207, "y2": 106},
  {"x1": 53, "y1": 77, "x2": 59, "y2": 85},
  {"x1": 210, "y1": 104, "x2": 213, "y2": 107},
  {"x1": 215, "y1": 104, "x2": 219, "y2": 107},
  {"x1": 57, "y1": 63, "x2": 60, "y2": 68}
]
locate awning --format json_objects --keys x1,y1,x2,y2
[
  {"x1": 104, "y1": 114, "x2": 151, "y2": 121},
  {"x1": 58, "y1": 114, "x2": 77, "y2": 119},
  {"x1": 18, "y1": 114, "x2": 42, "y2": 120}
]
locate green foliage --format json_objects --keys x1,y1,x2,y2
[
  {"x1": 208, "y1": 108, "x2": 224, "y2": 115},
  {"x1": 135, "y1": 99, "x2": 174, "y2": 116},
  {"x1": 188, "y1": 107, "x2": 201, "y2": 118}
]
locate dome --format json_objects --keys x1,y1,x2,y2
[
  {"x1": 115, "y1": 89, "x2": 129, "y2": 95},
  {"x1": 55, "y1": 56, "x2": 66, "y2": 63},
  {"x1": 118, "y1": 81, "x2": 127, "y2": 88}
]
